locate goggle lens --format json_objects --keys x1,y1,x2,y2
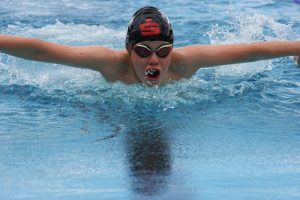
[
  {"x1": 133, "y1": 44, "x2": 172, "y2": 58},
  {"x1": 133, "y1": 46, "x2": 152, "y2": 57}
]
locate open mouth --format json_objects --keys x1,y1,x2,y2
[{"x1": 145, "y1": 68, "x2": 160, "y2": 80}]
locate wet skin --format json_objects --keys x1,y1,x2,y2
[{"x1": 129, "y1": 41, "x2": 173, "y2": 86}]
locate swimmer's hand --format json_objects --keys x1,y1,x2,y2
[{"x1": 294, "y1": 56, "x2": 300, "y2": 66}]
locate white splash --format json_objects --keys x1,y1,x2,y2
[{"x1": 207, "y1": 8, "x2": 293, "y2": 76}]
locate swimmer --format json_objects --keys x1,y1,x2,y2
[{"x1": 0, "y1": 6, "x2": 300, "y2": 86}]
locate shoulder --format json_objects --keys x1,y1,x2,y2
[
  {"x1": 99, "y1": 49, "x2": 132, "y2": 82},
  {"x1": 169, "y1": 46, "x2": 207, "y2": 78}
]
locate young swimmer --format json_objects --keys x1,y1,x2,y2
[{"x1": 0, "y1": 6, "x2": 299, "y2": 86}]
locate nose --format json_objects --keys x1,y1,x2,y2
[{"x1": 147, "y1": 53, "x2": 159, "y2": 66}]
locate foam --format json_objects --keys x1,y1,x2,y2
[{"x1": 207, "y1": 7, "x2": 293, "y2": 76}]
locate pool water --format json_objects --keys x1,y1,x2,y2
[{"x1": 0, "y1": 0, "x2": 300, "y2": 200}]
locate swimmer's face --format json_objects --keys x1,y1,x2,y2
[{"x1": 130, "y1": 41, "x2": 173, "y2": 86}]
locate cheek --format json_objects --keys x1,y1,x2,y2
[
  {"x1": 131, "y1": 56, "x2": 147, "y2": 76},
  {"x1": 160, "y1": 49, "x2": 172, "y2": 68},
  {"x1": 131, "y1": 53, "x2": 145, "y2": 66},
  {"x1": 161, "y1": 57, "x2": 172, "y2": 70}
]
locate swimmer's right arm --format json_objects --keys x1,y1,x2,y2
[{"x1": 0, "y1": 35, "x2": 121, "y2": 78}]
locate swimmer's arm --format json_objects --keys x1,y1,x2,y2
[
  {"x1": 179, "y1": 41, "x2": 300, "y2": 76},
  {"x1": 0, "y1": 35, "x2": 120, "y2": 75}
]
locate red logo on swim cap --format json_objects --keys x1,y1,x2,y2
[{"x1": 139, "y1": 18, "x2": 160, "y2": 36}]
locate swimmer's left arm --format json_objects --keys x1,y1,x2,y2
[{"x1": 178, "y1": 41, "x2": 300, "y2": 76}]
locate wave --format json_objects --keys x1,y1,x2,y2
[{"x1": 1, "y1": 69, "x2": 298, "y2": 115}]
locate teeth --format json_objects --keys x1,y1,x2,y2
[
  {"x1": 145, "y1": 69, "x2": 160, "y2": 79},
  {"x1": 146, "y1": 69, "x2": 155, "y2": 75}
]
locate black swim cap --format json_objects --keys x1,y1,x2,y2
[{"x1": 125, "y1": 6, "x2": 174, "y2": 51}]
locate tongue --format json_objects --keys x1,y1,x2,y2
[{"x1": 146, "y1": 68, "x2": 160, "y2": 79}]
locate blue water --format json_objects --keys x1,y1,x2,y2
[{"x1": 1, "y1": 0, "x2": 300, "y2": 200}]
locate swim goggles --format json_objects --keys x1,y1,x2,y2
[{"x1": 133, "y1": 44, "x2": 172, "y2": 58}]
